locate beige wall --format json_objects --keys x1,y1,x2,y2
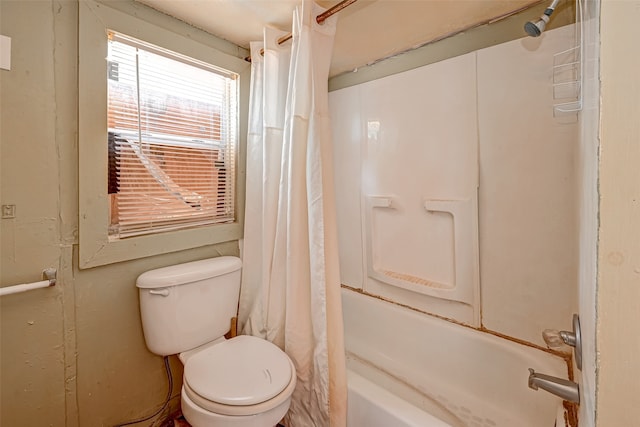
[
  {"x1": 596, "y1": 0, "x2": 640, "y2": 424},
  {"x1": 1, "y1": 2, "x2": 69, "y2": 425},
  {"x1": 329, "y1": 0, "x2": 575, "y2": 91},
  {"x1": 0, "y1": 1, "x2": 244, "y2": 425}
]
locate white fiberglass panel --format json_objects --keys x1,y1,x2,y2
[
  {"x1": 476, "y1": 24, "x2": 579, "y2": 346},
  {"x1": 329, "y1": 87, "x2": 364, "y2": 290},
  {"x1": 330, "y1": 52, "x2": 480, "y2": 324}
]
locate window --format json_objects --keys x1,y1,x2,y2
[
  {"x1": 107, "y1": 32, "x2": 238, "y2": 238},
  {"x1": 79, "y1": 0, "x2": 249, "y2": 268}
]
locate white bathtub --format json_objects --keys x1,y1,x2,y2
[
  {"x1": 347, "y1": 370, "x2": 452, "y2": 427},
  {"x1": 342, "y1": 289, "x2": 569, "y2": 427}
]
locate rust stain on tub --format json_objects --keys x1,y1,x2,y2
[
  {"x1": 344, "y1": 285, "x2": 462, "y2": 324},
  {"x1": 478, "y1": 328, "x2": 573, "y2": 369},
  {"x1": 342, "y1": 285, "x2": 577, "y2": 415},
  {"x1": 380, "y1": 270, "x2": 449, "y2": 289},
  {"x1": 343, "y1": 285, "x2": 570, "y2": 360},
  {"x1": 563, "y1": 401, "x2": 579, "y2": 427}
]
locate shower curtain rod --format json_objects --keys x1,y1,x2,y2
[{"x1": 247, "y1": 0, "x2": 358, "y2": 61}]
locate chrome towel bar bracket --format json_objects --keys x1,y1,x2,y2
[{"x1": 0, "y1": 268, "x2": 57, "y2": 297}]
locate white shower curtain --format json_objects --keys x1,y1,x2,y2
[{"x1": 238, "y1": 1, "x2": 347, "y2": 426}]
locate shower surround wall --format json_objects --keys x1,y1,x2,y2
[{"x1": 330, "y1": 24, "x2": 578, "y2": 347}]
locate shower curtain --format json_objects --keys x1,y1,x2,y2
[{"x1": 238, "y1": 1, "x2": 347, "y2": 426}]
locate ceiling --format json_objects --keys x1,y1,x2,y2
[{"x1": 136, "y1": 0, "x2": 541, "y2": 77}]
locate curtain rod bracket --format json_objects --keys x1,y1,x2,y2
[{"x1": 246, "y1": 0, "x2": 358, "y2": 62}]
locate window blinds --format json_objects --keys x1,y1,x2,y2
[{"x1": 107, "y1": 32, "x2": 238, "y2": 238}]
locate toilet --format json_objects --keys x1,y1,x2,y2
[{"x1": 136, "y1": 256, "x2": 296, "y2": 427}]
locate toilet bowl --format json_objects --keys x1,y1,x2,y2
[
  {"x1": 179, "y1": 335, "x2": 296, "y2": 427},
  {"x1": 136, "y1": 257, "x2": 297, "y2": 427}
]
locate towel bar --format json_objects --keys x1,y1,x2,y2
[{"x1": 0, "y1": 268, "x2": 57, "y2": 297}]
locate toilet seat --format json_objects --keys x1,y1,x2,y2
[{"x1": 183, "y1": 335, "x2": 296, "y2": 416}]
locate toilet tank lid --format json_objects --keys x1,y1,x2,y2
[{"x1": 136, "y1": 256, "x2": 242, "y2": 289}]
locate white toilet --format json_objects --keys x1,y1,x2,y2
[{"x1": 136, "y1": 256, "x2": 296, "y2": 427}]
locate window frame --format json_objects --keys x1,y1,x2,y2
[{"x1": 79, "y1": 0, "x2": 249, "y2": 268}]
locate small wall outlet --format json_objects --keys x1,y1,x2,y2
[{"x1": 2, "y1": 204, "x2": 16, "y2": 219}]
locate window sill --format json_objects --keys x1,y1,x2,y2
[{"x1": 79, "y1": 220, "x2": 241, "y2": 269}]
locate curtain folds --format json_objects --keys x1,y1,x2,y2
[{"x1": 238, "y1": 1, "x2": 346, "y2": 426}]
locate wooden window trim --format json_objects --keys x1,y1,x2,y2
[{"x1": 78, "y1": 0, "x2": 249, "y2": 268}]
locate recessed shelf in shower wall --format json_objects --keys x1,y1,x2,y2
[{"x1": 364, "y1": 194, "x2": 480, "y2": 317}]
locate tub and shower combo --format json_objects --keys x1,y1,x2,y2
[{"x1": 328, "y1": 18, "x2": 581, "y2": 427}]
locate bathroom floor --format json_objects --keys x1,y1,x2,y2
[
  {"x1": 172, "y1": 417, "x2": 190, "y2": 427},
  {"x1": 171, "y1": 415, "x2": 284, "y2": 427}
]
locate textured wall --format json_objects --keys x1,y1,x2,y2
[
  {"x1": 596, "y1": 1, "x2": 640, "y2": 424},
  {"x1": 1, "y1": 2, "x2": 68, "y2": 425},
  {"x1": 0, "y1": 1, "x2": 241, "y2": 426}
]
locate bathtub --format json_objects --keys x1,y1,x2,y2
[
  {"x1": 347, "y1": 370, "x2": 452, "y2": 427},
  {"x1": 342, "y1": 288, "x2": 570, "y2": 427}
]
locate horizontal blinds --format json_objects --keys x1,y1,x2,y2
[{"x1": 107, "y1": 32, "x2": 238, "y2": 238}]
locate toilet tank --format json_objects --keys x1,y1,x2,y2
[{"x1": 136, "y1": 256, "x2": 242, "y2": 356}]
